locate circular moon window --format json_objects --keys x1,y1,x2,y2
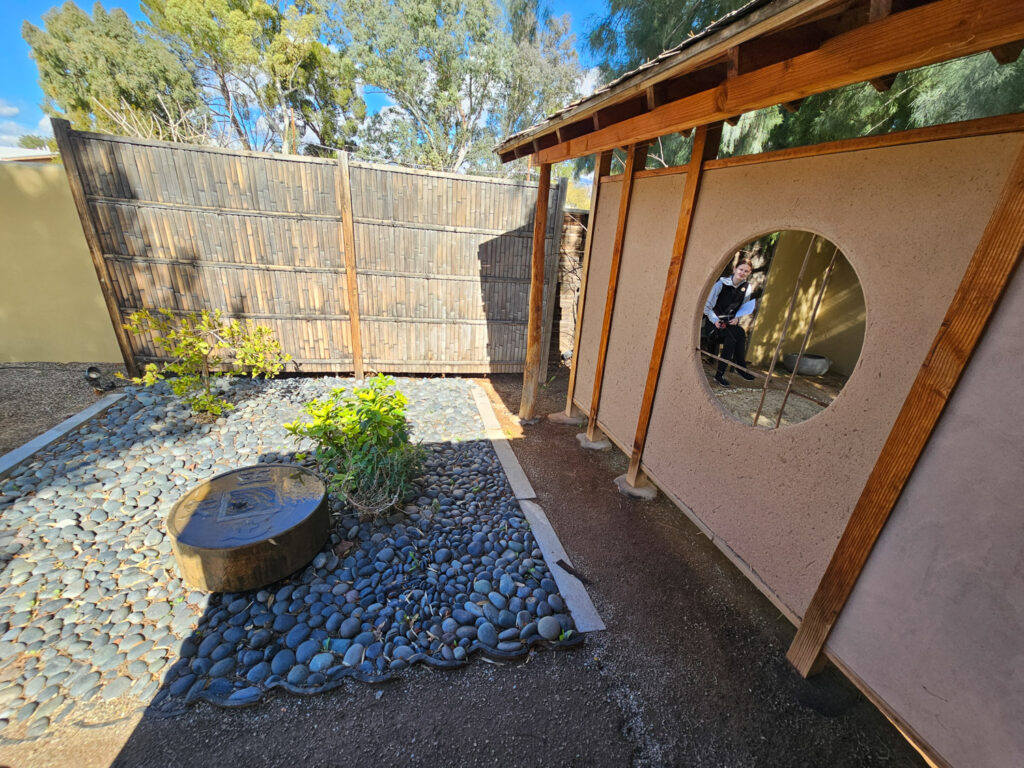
[{"x1": 698, "y1": 230, "x2": 865, "y2": 428}]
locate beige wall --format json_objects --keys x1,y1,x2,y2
[
  {"x1": 0, "y1": 162, "x2": 121, "y2": 362},
  {"x1": 572, "y1": 131, "x2": 1022, "y2": 768},
  {"x1": 597, "y1": 173, "x2": 685, "y2": 443},
  {"x1": 577, "y1": 134, "x2": 1022, "y2": 616},
  {"x1": 746, "y1": 229, "x2": 866, "y2": 376},
  {"x1": 572, "y1": 179, "x2": 622, "y2": 412},
  {"x1": 829, "y1": 262, "x2": 1024, "y2": 768}
]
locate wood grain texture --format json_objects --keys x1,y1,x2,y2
[
  {"x1": 786, "y1": 139, "x2": 1024, "y2": 676},
  {"x1": 626, "y1": 123, "x2": 721, "y2": 485},
  {"x1": 586, "y1": 144, "x2": 643, "y2": 440},
  {"x1": 519, "y1": 163, "x2": 552, "y2": 419},
  {"x1": 533, "y1": 0, "x2": 1024, "y2": 164},
  {"x1": 336, "y1": 152, "x2": 364, "y2": 379},
  {"x1": 565, "y1": 151, "x2": 613, "y2": 416}
]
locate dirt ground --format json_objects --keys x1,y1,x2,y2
[
  {"x1": 0, "y1": 364, "x2": 926, "y2": 768},
  {"x1": 0, "y1": 363, "x2": 126, "y2": 456}
]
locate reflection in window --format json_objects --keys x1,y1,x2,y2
[{"x1": 698, "y1": 231, "x2": 865, "y2": 428}]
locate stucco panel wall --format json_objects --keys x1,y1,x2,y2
[
  {"x1": 572, "y1": 179, "x2": 622, "y2": 413},
  {"x1": 595, "y1": 173, "x2": 685, "y2": 446},
  {"x1": 640, "y1": 133, "x2": 1022, "y2": 616},
  {"x1": 828, "y1": 266, "x2": 1024, "y2": 768},
  {"x1": 0, "y1": 163, "x2": 121, "y2": 362}
]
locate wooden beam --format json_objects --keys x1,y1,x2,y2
[
  {"x1": 533, "y1": 0, "x2": 1024, "y2": 165},
  {"x1": 781, "y1": 98, "x2": 805, "y2": 113},
  {"x1": 787, "y1": 138, "x2": 1024, "y2": 677},
  {"x1": 868, "y1": 0, "x2": 892, "y2": 22},
  {"x1": 336, "y1": 151, "x2": 364, "y2": 379},
  {"x1": 625, "y1": 123, "x2": 722, "y2": 486},
  {"x1": 869, "y1": 73, "x2": 897, "y2": 92},
  {"x1": 727, "y1": 46, "x2": 741, "y2": 79},
  {"x1": 519, "y1": 163, "x2": 553, "y2": 420},
  {"x1": 586, "y1": 143, "x2": 643, "y2": 441},
  {"x1": 725, "y1": 115, "x2": 740, "y2": 127},
  {"x1": 703, "y1": 112, "x2": 1024, "y2": 170},
  {"x1": 51, "y1": 119, "x2": 140, "y2": 378},
  {"x1": 990, "y1": 40, "x2": 1024, "y2": 65},
  {"x1": 496, "y1": 0, "x2": 838, "y2": 159},
  {"x1": 565, "y1": 151, "x2": 614, "y2": 417}
]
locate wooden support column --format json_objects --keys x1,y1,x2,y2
[
  {"x1": 585, "y1": 143, "x2": 645, "y2": 441},
  {"x1": 787, "y1": 140, "x2": 1024, "y2": 677},
  {"x1": 51, "y1": 119, "x2": 140, "y2": 378},
  {"x1": 565, "y1": 151, "x2": 613, "y2": 416},
  {"x1": 625, "y1": 123, "x2": 722, "y2": 486},
  {"x1": 519, "y1": 162, "x2": 552, "y2": 420},
  {"x1": 336, "y1": 152, "x2": 364, "y2": 379}
]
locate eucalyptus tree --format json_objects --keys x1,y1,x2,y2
[
  {"x1": 333, "y1": 0, "x2": 581, "y2": 173},
  {"x1": 23, "y1": 2, "x2": 206, "y2": 140}
]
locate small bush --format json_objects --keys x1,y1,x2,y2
[
  {"x1": 285, "y1": 375, "x2": 424, "y2": 519},
  {"x1": 123, "y1": 308, "x2": 290, "y2": 415}
]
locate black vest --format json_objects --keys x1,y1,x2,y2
[{"x1": 713, "y1": 280, "x2": 748, "y2": 321}]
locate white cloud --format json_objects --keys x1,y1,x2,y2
[
  {"x1": 579, "y1": 67, "x2": 602, "y2": 98},
  {"x1": 36, "y1": 116, "x2": 54, "y2": 136},
  {"x1": 0, "y1": 120, "x2": 23, "y2": 147},
  {"x1": 0, "y1": 99, "x2": 20, "y2": 118}
]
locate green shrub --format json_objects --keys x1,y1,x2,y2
[
  {"x1": 123, "y1": 308, "x2": 290, "y2": 415},
  {"x1": 285, "y1": 374, "x2": 424, "y2": 518}
]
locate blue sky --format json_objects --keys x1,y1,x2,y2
[{"x1": 0, "y1": 0, "x2": 604, "y2": 147}]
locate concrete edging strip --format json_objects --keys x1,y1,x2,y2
[
  {"x1": 471, "y1": 384, "x2": 605, "y2": 633},
  {"x1": 0, "y1": 392, "x2": 125, "y2": 480}
]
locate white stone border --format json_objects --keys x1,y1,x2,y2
[
  {"x1": 0, "y1": 393, "x2": 125, "y2": 480},
  {"x1": 471, "y1": 384, "x2": 605, "y2": 633}
]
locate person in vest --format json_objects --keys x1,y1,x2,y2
[{"x1": 703, "y1": 259, "x2": 757, "y2": 386}]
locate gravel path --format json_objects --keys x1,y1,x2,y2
[{"x1": 0, "y1": 376, "x2": 577, "y2": 741}]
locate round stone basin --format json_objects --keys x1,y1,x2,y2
[{"x1": 167, "y1": 464, "x2": 329, "y2": 593}]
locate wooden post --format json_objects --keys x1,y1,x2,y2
[
  {"x1": 625, "y1": 123, "x2": 721, "y2": 485},
  {"x1": 787, "y1": 141, "x2": 1024, "y2": 677},
  {"x1": 565, "y1": 151, "x2": 613, "y2": 416},
  {"x1": 336, "y1": 151, "x2": 364, "y2": 379},
  {"x1": 51, "y1": 119, "x2": 140, "y2": 378},
  {"x1": 586, "y1": 143, "x2": 645, "y2": 441},
  {"x1": 519, "y1": 162, "x2": 552, "y2": 419},
  {"x1": 538, "y1": 177, "x2": 568, "y2": 379}
]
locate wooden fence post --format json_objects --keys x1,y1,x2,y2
[
  {"x1": 586, "y1": 143, "x2": 645, "y2": 441},
  {"x1": 336, "y1": 151, "x2": 365, "y2": 379},
  {"x1": 520, "y1": 163, "x2": 552, "y2": 419},
  {"x1": 626, "y1": 124, "x2": 721, "y2": 485},
  {"x1": 51, "y1": 118, "x2": 140, "y2": 378},
  {"x1": 565, "y1": 151, "x2": 613, "y2": 417}
]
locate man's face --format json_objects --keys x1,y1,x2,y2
[{"x1": 733, "y1": 263, "x2": 752, "y2": 282}]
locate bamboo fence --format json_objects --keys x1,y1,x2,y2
[{"x1": 53, "y1": 120, "x2": 566, "y2": 377}]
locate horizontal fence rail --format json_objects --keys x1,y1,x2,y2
[{"x1": 53, "y1": 120, "x2": 566, "y2": 376}]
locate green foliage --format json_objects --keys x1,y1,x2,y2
[
  {"x1": 284, "y1": 375, "x2": 425, "y2": 518},
  {"x1": 16, "y1": 135, "x2": 58, "y2": 153},
  {"x1": 334, "y1": 0, "x2": 580, "y2": 173},
  {"x1": 142, "y1": 0, "x2": 364, "y2": 153},
  {"x1": 22, "y1": 2, "x2": 205, "y2": 138},
  {"x1": 587, "y1": 0, "x2": 748, "y2": 80},
  {"x1": 123, "y1": 308, "x2": 290, "y2": 416}
]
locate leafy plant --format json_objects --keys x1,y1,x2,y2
[
  {"x1": 123, "y1": 308, "x2": 290, "y2": 416},
  {"x1": 285, "y1": 374, "x2": 424, "y2": 519}
]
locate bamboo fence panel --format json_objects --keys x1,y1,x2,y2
[{"x1": 57, "y1": 125, "x2": 566, "y2": 375}]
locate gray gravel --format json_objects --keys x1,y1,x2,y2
[{"x1": 0, "y1": 376, "x2": 578, "y2": 741}]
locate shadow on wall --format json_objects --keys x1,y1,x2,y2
[{"x1": 747, "y1": 230, "x2": 866, "y2": 377}]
